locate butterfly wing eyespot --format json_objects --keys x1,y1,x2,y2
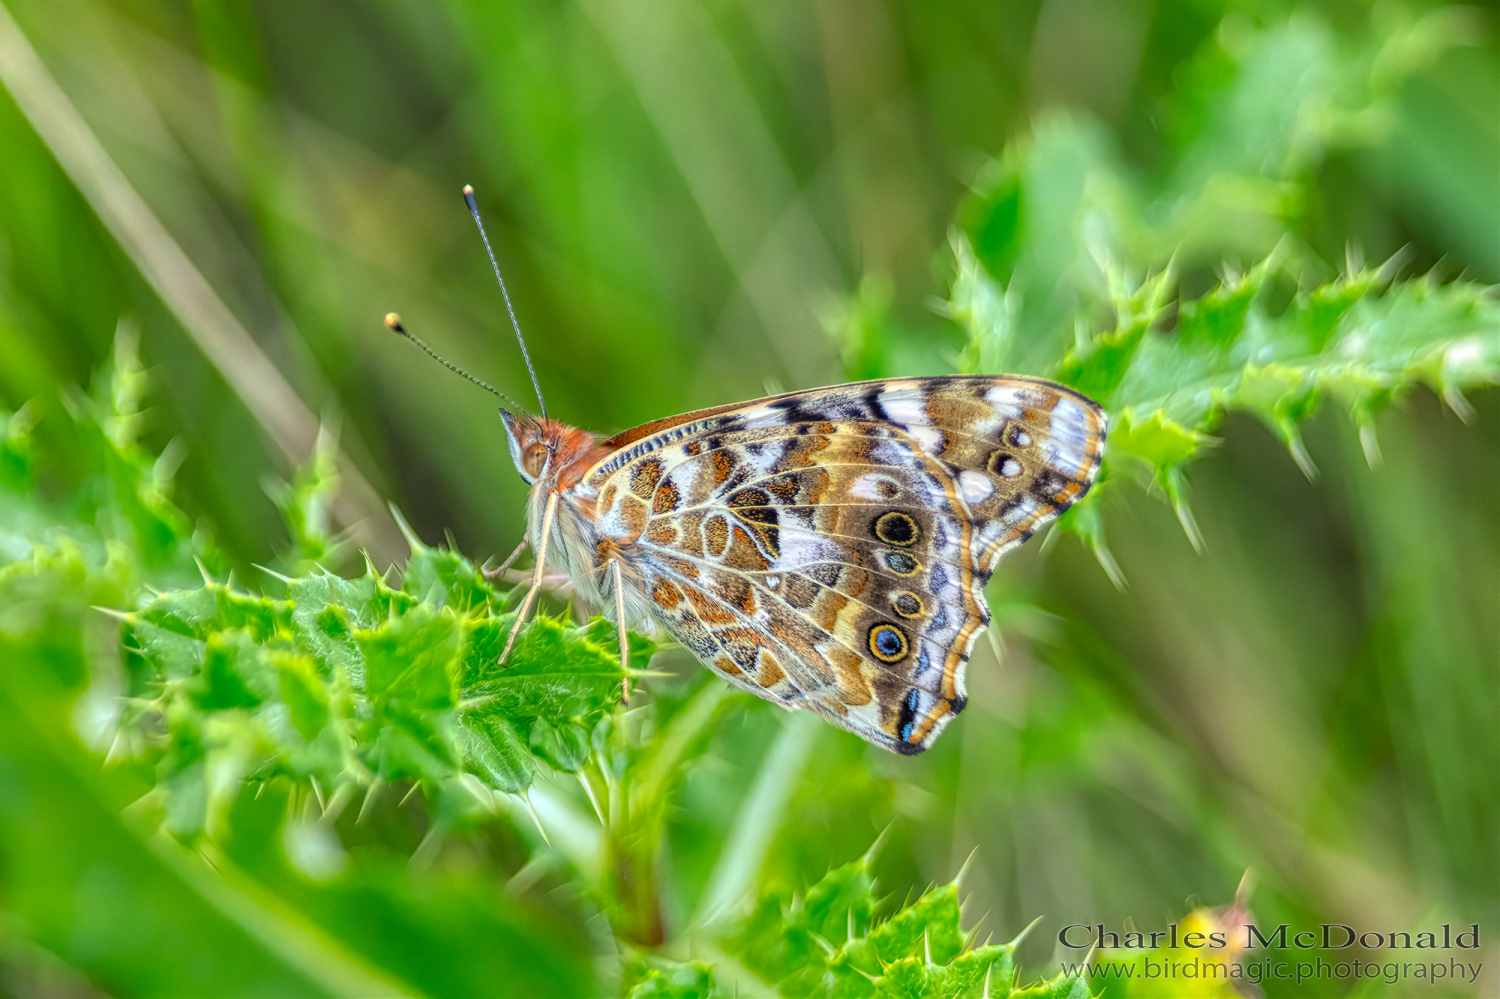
[
  {"x1": 987, "y1": 451, "x2": 1024, "y2": 478},
  {"x1": 868, "y1": 623, "x2": 909, "y2": 663},
  {"x1": 578, "y1": 373, "x2": 1104, "y2": 754},
  {"x1": 882, "y1": 551, "x2": 921, "y2": 576},
  {"x1": 873, "y1": 510, "x2": 921, "y2": 547},
  {"x1": 891, "y1": 591, "x2": 924, "y2": 618}
]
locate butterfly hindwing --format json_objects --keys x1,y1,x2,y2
[
  {"x1": 623, "y1": 423, "x2": 984, "y2": 752},
  {"x1": 581, "y1": 375, "x2": 1104, "y2": 753}
]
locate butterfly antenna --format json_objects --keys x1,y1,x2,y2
[
  {"x1": 384, "y1": 313, "x2": 526, "y2": 411},
  {"x1": 463, "y1": 185, "x2": 547, "y2": 419}
]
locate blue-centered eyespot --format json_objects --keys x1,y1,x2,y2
[
  {"x1": 873, "y1": 510, "x2": 920, "y2": 547},
  {"x1": 868, "y1": 623, "x2": 909, "y2": 663},
  {"x1": 883, "y1": 551, "x2": 920, "y2": 576}
]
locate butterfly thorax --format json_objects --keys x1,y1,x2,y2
[{"x1": 499, "y1": 409, "x2": 657, "y2": 623}]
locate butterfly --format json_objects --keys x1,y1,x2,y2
[{"x1": 386, "y1": 187, "x2": 1106, "y2": 755}]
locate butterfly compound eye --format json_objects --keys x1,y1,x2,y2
[{"x1": 523, "y1": 443, "x2": 548, "y2": 478}]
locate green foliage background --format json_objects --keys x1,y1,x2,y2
[{"x1": 0, "y1": 2, "x2": 1497, "y2": 997}]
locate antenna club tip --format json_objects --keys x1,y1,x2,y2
[
  {"x1": 384, "y1": 312, "x2": 403, "y2": 331},
  {"x1": 462, "y1": 184, "x2": 474, "y2": 195}
]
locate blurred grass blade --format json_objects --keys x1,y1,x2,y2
[
  {"x1": 0, "y1": 2, "x2": 404, "y2": 565},
  {"x1": 581, "y1": 1, "x2": 842, "y2": 385},
  {"x1": 693, "y1": 710, "x2": 820, "y2": 928}
]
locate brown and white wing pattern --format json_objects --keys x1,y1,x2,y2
[{"x1": 581, "y1": 375, "x2": 1104, "y2": 753}]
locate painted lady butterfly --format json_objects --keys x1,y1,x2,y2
[{"x1": 387, "y1": 188, "x2": 1106, "y2": 754}]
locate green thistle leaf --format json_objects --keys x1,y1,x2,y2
[{"x1": 729, "y1": 856, "x2": 1049, "y2": 999}]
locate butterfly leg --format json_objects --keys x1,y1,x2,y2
[
  {"x1": 610, "y1": 559, "x2": 630, "y2": 705},
  {"x1": 499, "y1": 491, "x2": 558, "y2": 666},
  {"x1": 483, "y1": 537, "x2": 529, "y2": 579}
]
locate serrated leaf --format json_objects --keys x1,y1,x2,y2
[
  {"x1": 267, "y1": 424, "x2": 343, "y2": 573},
  {"x1": 732, "y1": 858, "x2": 874, "y2": 987},
  {"x1": 365, "y1": 706, "x2": 460, "y2": 782},
  {"x1": 1074, "y1": 264, "x2": 1500, "y2": 478},
  {"x1": 0, "y1": 310, "x2": 609, "y2": 992},
  {"x1": 946, "y1": 945, "x2": 1017, "y2": 999},
  {"x1": 357, "y1": 607, "x2": 463, "y2": 710},
  {"x1": 273, "y1": 650, "x2": 330, "y2": 740},
  {"x1": 956, "y1": 232, "x2": 1500, "y2": 565},
  {"x1": 1011, "y1": 970, "x2": 1092, "y2": 999},
  {"x1": 585, "y1": 615, "x2": 659, "y2": 666},
  {"x1": 1105, "y1": 412, "x2": 1210, "y2": 471},
  {"x1": 126, "y1": 617, "x2": 205, "y2": 680},
  {"x1": 460, "y1": 615, "x2": 626, "y2": 775},
  {"x1": 193, "y1": 630, "x2": 273, "y2": 710},
  {"x1": 286, "y1": 569, "x2": 413, "y2": 689},
  {"x1": 874, "y1": 958, "x2": 930, "y2": 999},
  {"x1": 622, "y1": 954, "x2": 720, "y2": 999},
  {"x1": 456, "y1": 713, "x2": 534, "y2": 794},
  {"x1": 402, "y1": 545, "x2": 498, "y2": 612},
  {"x1": 868, "y1": 885, "x2": 965, "y2": 966},
  {"x1": 730, "y1": 859, "x2": 1045, "y2": 999},
  {"x1": 138, "y1": 584, "x2": 290, "y2": 644},
  {"x1": 289, "y1": 568, "x2": 412, "y2": 629},
  {"x1": 122, "y1": 579, "x2": 641, "y2": 821},
  {"x1": 946, "y1": 10, "x2": 1498, "y2": 566}
]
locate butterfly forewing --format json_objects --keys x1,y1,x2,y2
[{"x1": 580, "y1": 375, "x2": 1104, "y2": 753}]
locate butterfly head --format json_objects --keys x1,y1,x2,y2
[{"x1": 499, "y1": 408, "x2": 606, "y2": 490}]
